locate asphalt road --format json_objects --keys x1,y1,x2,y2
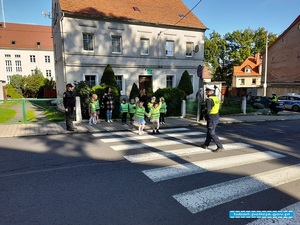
[{"x1": 0, "y1": 120, "x2": 299, "y2": 225}]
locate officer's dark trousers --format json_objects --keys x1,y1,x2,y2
[
  {"x1": 65, "y1": 107, "x2": 74, "y2": 130},
  {"x1": 204, "y1": 119, "x2": 223, "y2": 148}
]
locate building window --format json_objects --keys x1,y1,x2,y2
[
  {"x1": 112, "y1": 36, "x2": 122, "y2": 53},
  {"x1": 7, "y1": 75, "x2": 12, "y2": 83},
  {"x1": 245, "y1": 67, "x2": 252, "y2": 73},
  {"x1": 83, "y1": 33, "x2": 94, "y2": 51},
  {"x1": 46, "y1": 70, "x2": 52, "y2": 77},
  {"x1": 15, "y1": 54, "x2": 21, "y2": 58},
  {"x1": 252, "y1": 78, "x2": 256, "y2": 84},
  {"x1": 15, "y1": 60, "x2": 22, "y2": 72},
  {"x1": 186, "y1": 42, "x2": 194, "y2": 57},
  {"x1": 140, "y1": 38, "x2": 149, "y2": 55},
  {"x1": 5, "y1": 60, "x2": 12, "y2": 72},
  {"x1": 240, "y1": 79, "x2": 245, "y2": 85},
  {"x1": 115, "y1": 75, "x2": 125, "y2": 95},
  {"x1": 165, "y1": 40, "x2": 174, "y2": 56},
  {"x1": 85, "y1": 75, "x2": 96, "y2": 87},
  {"x1": 31, "y1": 70, "x2": 35, "y2": 74},
  {"x1": 45, "y1": 55, "x2": 50, "y2": 63},
  {"x1": 30, "y1": 55, "x2": 36, "y2": 63},
  {"x1": 166, "y1": 75, "x2": 174, "y2": 87},
  {"x1": 5, "y1": 54, "x2": 11, "y2": 58}
]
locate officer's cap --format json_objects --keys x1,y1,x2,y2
[
  {"x1": 66, "y1": 83, "x2": 73, "y2": 87},
  {"x1": 205, "y1": 85, "x2": 214, "y2": 91}
]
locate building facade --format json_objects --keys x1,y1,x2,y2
[
  {"x1": 0, "y1": 23, "x2": 55, "y2": 84},
  {"x1": 259, "y1": 15, "x2": 300, "y2": 96},
  {"x1": 52, "y1": 0, "x2": 207, "y2": 98}
]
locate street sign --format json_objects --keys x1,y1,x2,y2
[{"x1": 146, "y1": 68, "x2": 153, "y2": 75}]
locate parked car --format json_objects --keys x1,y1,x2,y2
[
  {"x1": 277, "y1": 93, "x2": 300, "y2": 112},
  {"x1": 248, "y1": 96, "x2": 284, "y2": 113}
]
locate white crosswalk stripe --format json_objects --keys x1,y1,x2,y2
[
  {"x1": 143, "y1": 151, "x2": 285, "y2": 182},
  {"x1": 124, "y1": 142, "x2": 252, "y2": 163},
  {"x1": 95, "y1": 127, "x2": 298, "y2": 216},
  {"x1": 173, "y1": 163, "x2": 300, "y2": 214}
]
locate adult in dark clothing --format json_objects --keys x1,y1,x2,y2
[
  {"x1": 101, "y1": 87, "x2": 114, "y2": 122},
  {"x1": 63, "y1": 83, "x2": 76, "y2": 131},
  {"x1": 200, "y1": 86, "x2": 224, "y2": 152},
  {"x1": 138, "y1": 88, "x2": 147, "y2": 106}
]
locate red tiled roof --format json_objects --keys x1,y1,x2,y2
[
  {"x1": 58, "y1": 0, "x2": 206, "y2": 30},
  {"x1": 0, "y1": 23, "x2": 53, "y2": 50},
  {"x1": 233, "y1": 55, "x2": 262, "y2": 76}
]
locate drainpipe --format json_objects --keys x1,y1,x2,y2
[{"x1": 60, "y1": 11, "x2": 67, "y2": 86}]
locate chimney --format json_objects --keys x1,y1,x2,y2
[{"x1": 255, "y1": 53, "x2": 261, "y2": 65}]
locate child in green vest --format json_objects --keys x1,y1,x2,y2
[
  {"x1": 89, "y1": 96, "x2": 96, "y2": 125},
  {"x1": 159, "y1": 97, "x2": 167, "y2": 124},
  {"x1": 120, "y1": 98, "x2": 129, "y2": 125},
  {"x1": 92, "y1": 94, "x2": 100, "y2": 123},
  {"x1": 148, "y1": 98, "x2": 162, "y2": 134},
  {"x1": 129, "y1": 98, "x2": 136, "y2": 124},
  {"x1": 135, "y1": 100, "x2": 147, "y2": 135}
]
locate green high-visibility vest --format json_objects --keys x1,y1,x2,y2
[
  {"x1": 136, "y1": 106, "x2": 145, "y2": 118},
  {"x1": 208, "y1": 96, "x2": 220, "y2": 114},
  {"x1": 150, "y1": 107, "x2": 160, "y2": 119},
  {"x1": 160, "y1": 102, "x2": 167, "y2": 113},
  {"x1": 121, "y1": 103, "x2": 129, "y2": 113},
  {"x1": 129, "y1": 103, "x2": 136, "y2": 114}
]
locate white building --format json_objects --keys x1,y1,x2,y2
[
  {"x1": 52, "y1": 0, "x2": 207, "y2": 98},
  {"x1": 0, "y1": 23, "x2": 55, "y2": 84}
]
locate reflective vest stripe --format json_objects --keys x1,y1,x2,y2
[
  {"x1": 121, "y1": 103, "x2": 129, "y2": 112},
  {"x1": 136, "y1": 107, "x2": 145, "y2": 118}
]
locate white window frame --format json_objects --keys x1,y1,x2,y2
[
  {"x1": 83, "y1": 74, "x2": 98, "y2": 87},
  {"x1": 112, "y1": 36, "x2": 122, "y2": 54},
  {"x1": 252, "y1": 78, "x2": 256, "y2": 85},
  {"x1": 240, "y1": 78, "x2": 245, "y2": 85},
  {"x1": 165, "y1": 40, "x2": 174, "y2": 56},
  {"x1": 5, "y1": 60, "x2": 12, "y2": 72},
  {"x1": 166, "y1": 75, "x2": 175, "y2": 88},
  {"x1": 45, "y1": 55, "x2": 51, "y2": 63},
  {"x1": 186, "y1": 42, "x2": 194, "y2": 57},
  {"x1": 15, "y1": 54, "x2": 21, "y2": 58},
  {"x1": 5, "y1": 54, "x2": 11, "y2": 58},
  {"x1": 140, "y1": 38, "x2": 149, "y2": 55},
  {"x1": 46, "y1": 70, "x2": 52, "y2": 77},
  {"x1": 30, "y1": 55, "x2": 36, "y2": 63},
  {"x1": 83, "y1": 33, "x2": 94, "y2": 51},
  {"x1": 15, "y1": 60, "x2": 22, "y2": 72},
  {"x1": 245, "y1": 67, "x2": 252, "y2": 73},
  {"x1": 115, "y1": 75, "x2": 125, "y2": 95}
]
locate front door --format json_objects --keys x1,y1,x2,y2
[{"x1": 139, "y1": 76, "x2": 153, "y2": 96}]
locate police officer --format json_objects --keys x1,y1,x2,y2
[
  {"x1": 270, "y1": 93, "x2": 278, "y2": 114},
  {"x1": 200, "y1": 86, "x2": 224, "y2": 152},
  {"x1": 63, "y1": 83, "x2": 76, "y2": 131}
]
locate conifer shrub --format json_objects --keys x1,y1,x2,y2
[
  {"x1": 177, "y1": 70, "x2": 193, "y2": 96},
  {"x1": 129, "y1": 82, "x2": 139, "y2": 100}
]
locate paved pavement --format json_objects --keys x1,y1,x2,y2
[{"x1": 0, "y1": 111, "x2": 299, "y2": 138}]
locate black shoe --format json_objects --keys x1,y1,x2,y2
[
  {"x1": 156, "y1": 130, "x2": 160, "y2": 134},
  {"x1": 70, "y1": 127, "x2": 77, "y2": 130},
  {"x1": 212, "y1": 147, "x2": 224, "y2": 153},
  {"x1": 152, "y1": 130, "x2": 156, "y2": 134},
  {"x1": 67, "y1": 128, "x2": 75, "y2": 131},
  {"x1": 200, "y1": 144, "x2": 208, "y2": 149}
]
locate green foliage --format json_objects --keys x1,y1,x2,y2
[
  {"x1": 154, "y1": 87, "x2": 185, "y2": 116},
  {"x1": 177, "y1": 70, "x2": 193, "y2": 96},
  {"x1": 23, "y1": 68, "x2": 45, "y2": 98},
  {"x1": 252, "y1": 103, "x2": 265, "y2": 109},
  {"x1": 73, "y1": 81, "x2": 92, "y2": 119},
  {"x1": 100, "y1": 64, "x2": 118, "y2": 88},
  {"x1": 0, "y1": 108, "x2": 17, "y2": 123},
  {"x1": 129, "y1": 82, "x2": 139, "y2": 100},
  {"x1": 5, "y1": 84, "x2": 23, "y2": 98},
  {"x1": 10, "y1": 74, "x2": 24, "y2": 94},
  {"x1": 43, "y1": 77, "x2": 56, "y2": 90},
  {"x1": 204, "y1": 28, "x2": 277, "y2": 87}
]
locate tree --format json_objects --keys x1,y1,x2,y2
[
  {"x1": 129, "y1": 82, "x2": 139, "y2": 100},
  {"x1": 10, "y1": 74, "x2": 24, "y2": 95},
  {"x1": 23, "y1": 69, "x2": 45, "y2": 98},
  {"x1": 100, "y1": 64, "x2": 118, "y2": 88},
  {"x1": 177, "y1": 70, "x2": 193, "y2": 96}
]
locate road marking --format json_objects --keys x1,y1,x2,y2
[
  {"x1": 143, "y1": 151, "x2": 284, "y2": 182},
  {"x1": 245, "y1": 201, "x2": 300, "y2": 225},
  {"x1": 173, "y1": 163, "x2": 300, "y2": 214},
  {"x1": 110, "y1": 137, "x2": 227, "y2": 151},
  {"x1": 92, "y1": 127, "x2": 190, "y2": 137},
  {"x1": 125, "y1": 142, "x2": 252, "y2": 163},
  {"x1": 99, "y1": 131, "x2": 205, "y2": 143}
]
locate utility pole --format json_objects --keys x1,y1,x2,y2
[
  {"x1": 263, "y1": 32, "x2": 268, "y2": 96},
  {"x1": 1, "y1": 0, "x2": 6, "y2": 27}
]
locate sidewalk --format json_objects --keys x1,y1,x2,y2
[{"x1": 0, "y1": 111, "x2": 299, "y2": 138}]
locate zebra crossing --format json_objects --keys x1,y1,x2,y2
[{"x1": 93, "y1": 127, "x2": 300, "y2": 221}]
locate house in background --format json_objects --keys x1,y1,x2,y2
[
  {"x1": 0, "y1": 23, "x2": 55, "y2": 84},
  {"x1": 231, "y1": 53, "x2": 262, "y2": 97},
  {"x1": 259, "y1": 15, "x2": 300, "y2": 96},
  {"x1": 52, "y1": 0, "x2": 207, "y2": 98}
]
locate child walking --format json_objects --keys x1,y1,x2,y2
[
  {"x1": 120, "y1": 98, "x2": 129, "y2": 125},
  {"x1": 129, "y1": 98, "x2": 136, "y2": 124},
  {"x1": 93, "y1": 94, "x2": 100, "y2": 122},
  {"x1": 159, "y1": 97, "x2": 167, "y2": 124},
  {"x1": 89, "y1": 96, "x2": 97, "y2": 125},
  {"x1": 135, "y1": 100, "x2": 147, "y2": 135},
  {"x1": 148, "y1": 98, "x2": 162, "y2": 134}
]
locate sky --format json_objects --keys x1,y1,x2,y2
[{"x1": 1, "y1": 0, "x2": 299, "y2": 36}]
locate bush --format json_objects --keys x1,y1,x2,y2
[
  {"x1": 129, "y1": 82, "x2": 139, "y2": 100},
  {"x1": 154, "y1": 87, "x2": 186, "y2": 116},
  {"x1": 5, "y1": 84, "x2": 23, "y2": 98},
  {"x1": 177, "y1": 70, "x2": 193, "y2": 96},
  {"x1": 252, "y1": 103, "x2": 265, "y2": 109},
  {"x1": 73, "y1": 81, "x2": 92, "y2": 119}
]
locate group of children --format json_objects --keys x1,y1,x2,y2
[
  {"x1": 88, "y1": 94, "x2": 167, "y2": 135},
  {"x1": 120, "y1": 96, "x2": 167, "y2": 135}
]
